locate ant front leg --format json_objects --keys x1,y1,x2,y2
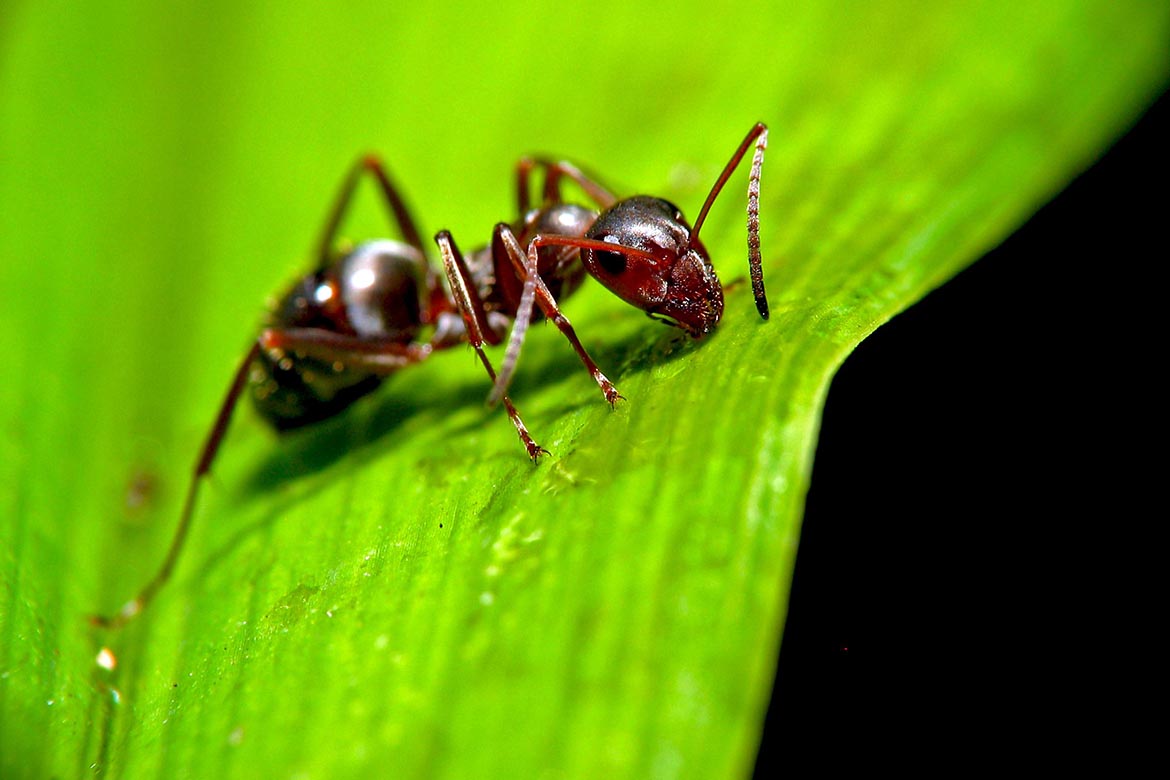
[
  {"x1": 90, "y1": 342, "x2": 262, "y2": 629},
  {"x1": 515, "y1": 158, "x2": 616, "y2": 214},
  {"x1": 433, "y1": 230, "x2": 548, "y2": 461},
  {"x1": 489, "y1": 225, "x2": 627, "y2": 409}
]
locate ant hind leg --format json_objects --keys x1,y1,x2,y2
[
  {"x1": 316, "y1": 155, "x2": 427, "y2": 268},
  {"x1": 90, "y1": 341, "x2": 263, "y2": 629}
]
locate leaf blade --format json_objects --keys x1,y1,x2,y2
[{"x1": 1, "y1": 2, "x2": 1166, "y2": 778}]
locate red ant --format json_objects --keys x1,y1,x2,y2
[{"x1": 90, "y1": 123, "x2": 769, "y2": 629}]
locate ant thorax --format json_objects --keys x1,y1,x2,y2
[{"x1": 477, "y1": 202, "x2": 595, "y2": 326}]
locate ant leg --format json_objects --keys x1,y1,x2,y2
[
  {"x1": 488, "y1": 225, "x2": 541, "y2": 406},
  {"x1": 433, "y1": 230, "x2": 548, "y2": 460},
  {"x1": 90, "y1": 341, "x2": 262, "y2": 629},
  {"x1": 91, "y1": 326, "x2": 436, "y2": 629},
  {"x1": 689, "y1": 123, "x2": 770, "y2": 320},
  {"x1": 259, "y1": 327, "x2": 433, "y2": 374},
  {"x1": 515, "y1": 158, "x2": 617, "y2": 214},
  {"x1": 315, "y1": 155, "x2": 426, "y2": 268},
  {"x1": 489, "y1": 225, "x2": 632, "y2": 408}
]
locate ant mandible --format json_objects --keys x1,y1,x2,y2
[{"x1": 91, "y1": 122, "x2": 768, "y2": 629}]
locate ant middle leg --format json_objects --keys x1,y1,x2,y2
[{"x1": 259, "y1": 328, "x2": 434, "y2": 374}]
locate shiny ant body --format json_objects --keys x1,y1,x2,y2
[{"x1": 92, "y1": 122, "x2": 769, "y2": 628}]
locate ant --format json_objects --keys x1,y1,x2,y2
[{"x1": 90, "y1": 122, "x2": 769, "y2": 629}]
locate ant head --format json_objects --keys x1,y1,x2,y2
[{"x1": 583, "y1": 196, "x2": 723, "y2": 337}]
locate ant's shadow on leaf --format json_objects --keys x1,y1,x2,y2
[
  {"x1": 238, "y1": 318, "x2": 698, "y2": 497},
  {"x1": 189, "y1": 320, "x2": 705, "y2": 591}
]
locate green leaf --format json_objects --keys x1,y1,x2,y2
[{"x1": 1, "y1": 1, "x2": 1165, "y2": 777}]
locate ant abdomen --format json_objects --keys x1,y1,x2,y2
[
  {"x1": 332, "y1": 240, "x2": 428, "y2": 340},
  {"x1": 251, "y1": 348, "x2": 383, "y2": 430},
  {"x1": 252, "y1": 240, "x2": 428, "y2": 429}
]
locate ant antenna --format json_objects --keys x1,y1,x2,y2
[{"x1": 690, "y1": 122, "x2": 769, "y2": 319}]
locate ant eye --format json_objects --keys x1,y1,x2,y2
[{"x1": 595, "y1": 249, "x2": 627, "y2": 276}]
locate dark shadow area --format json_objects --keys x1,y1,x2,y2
[
  {"x1": 754, "y1": 87, "x2": 1166, "y2": 774},
  {"x1": 240, "y1": 304, "x2": 702, "y2": 495}
]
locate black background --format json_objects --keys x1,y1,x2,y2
[{"x1": 754, "y1": 86, "x2": 1166, "y2": 773}]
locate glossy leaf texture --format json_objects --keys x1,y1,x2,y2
[{"x1": 1, "y1": 1, "x2": 1166, "y2": 777}]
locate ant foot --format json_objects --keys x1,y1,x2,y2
[
  {"x1": 589, "y1": 369, "x2": 625, "y2": 408},
  {"x1": 88, "y1": 598, "x2": 141, "y2": 630},
  {"x1": 87, "y1": 613, "x2": 112, "y2": 629},
  {"x1": 603, "y1": 385, "x2": 625, "y2": 408}
]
